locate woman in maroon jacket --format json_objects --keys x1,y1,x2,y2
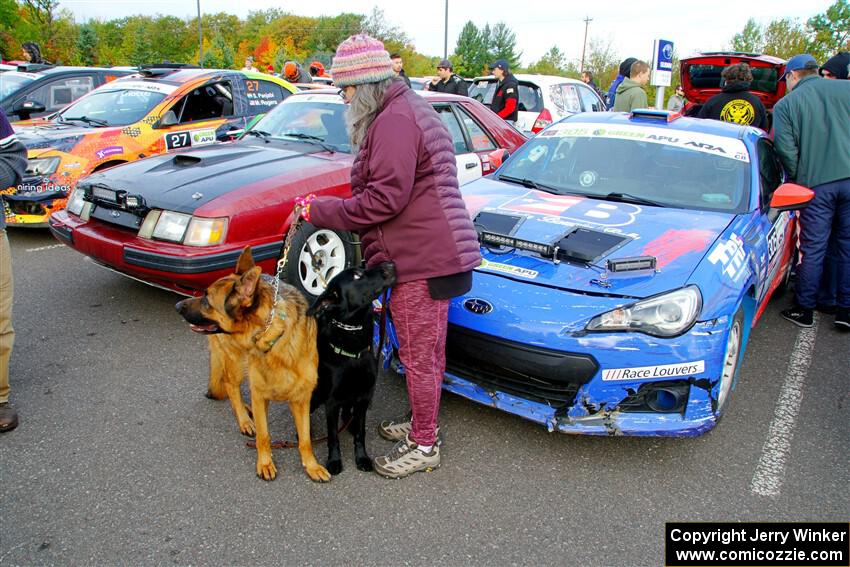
[{"x1": 298, "y1": 34, "x2": 481, "y2": 478}]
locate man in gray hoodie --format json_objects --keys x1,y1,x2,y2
[{"x1": 613, "y1": 60, "x2": 650, "y2": 112}]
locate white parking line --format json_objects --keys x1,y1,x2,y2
[
  {"x1": 750, "y1": 315, "x2": 819, "y2": 497},
  {"x1": 25, "y1": 244, "x2": 66, "y2": 252}
]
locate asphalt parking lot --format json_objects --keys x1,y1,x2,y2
[{"x1": 1, "y1": 229, "x2": 848, "y2": 567}]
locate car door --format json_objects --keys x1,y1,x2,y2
[
  {"x1": 576, "y1": 84, "x2": 606, "y2": 112},
  {"x1": 753, "y1": 138, "x2": 792, "y2": 303},
  {"x1": 434, "y1": 104, "x2": 491, "y2": 186},
  {"x1": 236, "y1": 76, "x2": 292, "y2": 118},
  {"x1": 159, "y1": 78, "x2": 241, "y2": 152}
]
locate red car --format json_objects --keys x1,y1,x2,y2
[
  {"x1": 48, "y1": 89, "x2": 527, "y2": 297},
  {"x1": 679, "y1": 52, "x2": 787, "y2": 116}
]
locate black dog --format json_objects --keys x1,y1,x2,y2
[{"x1": 307, "y1": 262, "x2": 396, "y2": 475}]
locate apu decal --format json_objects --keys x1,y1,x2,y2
[{"x1": 164, "y1": 129, "x2": 217, "y2": 151}]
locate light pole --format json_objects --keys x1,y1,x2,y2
[
  {"x1": 197, "y1": 0, "x2": 204, "y2": 67},
  {"x1": 580, "y1": 16, "x2": 592, "y2": 73},
  {"x1": 443, "y1": 0, "x2": 448, "y2": 60}
]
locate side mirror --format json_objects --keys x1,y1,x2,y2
[
  {"x1": 769, "y1": 182, "x2": 814, "y2": 211},
  {"x1": 156, "y1": 110, "x2": 179, "y2": 128},
  {"x1": 488, "y1": 148, "x2": 509, "y2": 170},
  {"x1": 14, "y1": 99, "x2": 46, "y2": 119}
]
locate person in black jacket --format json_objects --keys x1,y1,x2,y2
[
  {"x1": 0, "y1": 109, "x2": 28, "y2": 433},
  {"x1": 489, "y1": 59, "x2": 519, "y2": 123},
  {"x1": 429, "y1": 59, "x2": 468, "y2": 96},
  {"x1": 390, "y1": 53, "x2": 412, "y2": 88},
  {"x1": 698, "y1": 63, "x2": 768, "y2": 131}
]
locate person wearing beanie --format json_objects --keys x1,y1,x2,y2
[
  {"x1": 607, "y1": 56, "x2": 637, "y2": 109},
  {"x1": 309, "y1": 61, "x2": 328, "y2": 78},
  {"x1": 0, "y1": 109, "x2": 29, "y2": 433},
  {"x1": 774, "y1": 54, "x2": 850, "y2": 330},
  {"x1": 820, "y1": 52, "x2": 849, "y2": 80},
  {"x1": 430, "y1": 59, "x2": 468, "y2": 96},
  {"x1": 698, "y1": 63, "x2": 768, "y2": 130},
  {"x1": 283, "y1": 61, "x2": 312, "y2": 83},
  {"x1": 241, "y1": 56, "x2": 258, "y2": 72},
  {"x1": 298, "y1": 34, "x2": 481, "y2": 478},
  {"x1": 612, "y1": 60, "x2": 650, "y2": 112}
]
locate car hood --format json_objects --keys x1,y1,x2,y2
[
  {"x1": 462, "y1": 177, "x2": 734, "y2": 298},
  {"x1": 80, "y1": 140, "x2": 353, "y2": 214},
  {"x1": 13, "y1": 121, "x2": 120, "y2": 156}
]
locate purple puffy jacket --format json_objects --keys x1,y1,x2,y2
[{"x1": 310, "y1": 80, "x2": 481, "y2": 284}]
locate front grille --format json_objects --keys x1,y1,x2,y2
[{"x1": 445, "y1": 325, "x2": 598, "y2": 408}]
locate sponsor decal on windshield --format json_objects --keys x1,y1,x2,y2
[
  {"x1": 602, "y1": 360, "x2": 705, "y2": 381},
  {"x1": 545, "y1": 122, "x2": 750, "y2": 162},
  {"x1": 477, "y1": 258, "x2": 538, "y2": 279},
  {"x1": 104, "y1": 81, "x2": 178, "y2": 95}
]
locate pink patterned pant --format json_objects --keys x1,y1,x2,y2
[{"x1": 390, "y1": 279, "x2": 448, "y2": 446}]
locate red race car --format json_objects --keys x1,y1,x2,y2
[{"x1": 49, "y1": 89, "x2": 527, "y2": 297}]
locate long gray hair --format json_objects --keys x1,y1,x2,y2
[{"x1": 346, "y1": 77, "x2": 398, "y2": 149}]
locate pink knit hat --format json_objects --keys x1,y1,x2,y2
[{"x1": 330, "y1": 34, "x2": 395, "y2": 88}]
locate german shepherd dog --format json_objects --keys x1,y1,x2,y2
[
  {"x1": 307, "y1": 262, "x2": 396, "y2": 475},
  {"x1": 175, "y1": 248, "x2": 330, "y2": 482}
]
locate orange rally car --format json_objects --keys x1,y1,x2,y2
[{"x1": 2, "y1": 65, "x2": 297, "y2": 227}]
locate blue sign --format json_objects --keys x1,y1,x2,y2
[{"x1": 656, "y1": 39, "x2": 674, "y2": 71}]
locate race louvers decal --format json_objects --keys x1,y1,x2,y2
[
  {"x1": 602, "y1": 360, "x2": 705, "y2": 381},
  {"x1": 164, "y1": 129, "x2": 217, "y2": 151}
]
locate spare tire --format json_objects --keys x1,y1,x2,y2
[{"x1": 282, "y1": 222, "x2": 357, "y2": 298}]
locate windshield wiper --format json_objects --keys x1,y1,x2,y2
[
  {"x1": 245, "y1": 129, "x2": 272, "y2": 141},
  {"x1": 498, "y1": 174, "x2": 562, "y2": 194},
  {"x1": 602, "y1": 192, "x2": 667, "y2": 208},
  {"x1": 282, "y1": 132, "x2": 336, "y2": 153},
  {"x1": 59, "y1": 116, "x2": 109, "y2": 127}
]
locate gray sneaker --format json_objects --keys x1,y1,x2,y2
[
  {"x1": 377, "y1": 411, "x2": 441, "y2": 444},
  {"x1": 373, "y1": 435, "x2": 441, "y2": 479}
]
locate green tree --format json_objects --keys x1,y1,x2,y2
[
  {"x1": 526, "y1": 46, "x2": 566, "y2": 75},
  {"x1": 489, "y1": 22, "x2": 521, "y2": 70},
  {"x1": 731, "y1": 18, "x2": 763, "y2": 53},
  {"x1": 808, "y1": 0, "x2": 850, "y2": 54},
  {"x1": 762, "y1": 18, "x2": 811, "y2": 60},
  {"x1": 127, "y1": 23, "x2": 153, "y2": 67},
  {"x1": 74, "y1": 23, "x2": 97, "y2": 66},
  {"x1": 584, "y1": 37, "x2": 620, "y2": 90},
  {"x1": 452, "y1": 21, "x2": 486, "y2": 77}
]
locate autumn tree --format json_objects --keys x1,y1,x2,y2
[{"x1": 807, "y1": 0, "x2": 850, "y2": 54}]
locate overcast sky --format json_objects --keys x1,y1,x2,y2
[{"x1": 58, "y1": 0, "x2": 834, "y2": 66}]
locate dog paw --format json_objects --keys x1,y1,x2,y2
[
  {"x1": 326, "y1": 459, "x2": 343, "y2": 475},
  {"x1": 256, "y1": 459, "x2": 277, "y2": 481},
  {"x1": 356, "y1": 456, "x2": 374, "y2": 472},
  {"x1": 305, "y1": 463, "x2": 331, "y2": 483},
  {"x1": 239, "y1": 419, "x2": 256, "y2": 437}
]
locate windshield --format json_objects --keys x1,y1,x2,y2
[
  {"x1": 688, "y1": 64, "x2": 780, "y2": 94},
  {"x1": 0, "y1": 72, "x2": 36, "y2": 99},
  {"x1": 498, "y1": 122, "x2": 751, "y2": 213},
  {"x1": 57, "y1": 88, "x2": 166, "y2": 126},
  {"x1": 250, "y1": 98, "x2": 351, "y2": 153}
]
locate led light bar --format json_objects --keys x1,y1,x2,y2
[{"x1": 479, "y1": 231, "x2": 555, "y2": 257}]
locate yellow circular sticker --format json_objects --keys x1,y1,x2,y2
[{"x1": 720, "y1": 99, "x2": 756, "y2": 125}]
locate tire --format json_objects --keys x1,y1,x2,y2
[
  {"x1": 716, "y1": 306, "x2": 745, "y2": 415},
  {"x1": 282, "y1": 222, "x2": 357, "y2": 298}
]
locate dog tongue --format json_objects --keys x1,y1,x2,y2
[{"x1": 190, "y1": 323, "x2": 218, "y2": 333}]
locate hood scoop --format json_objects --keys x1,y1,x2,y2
[
  {"x1": 474, "y1": 210, "x2": 631, "y2": 265},
  {"x1": 172, "y1": 154, "x2": 202, "y2": 167}
]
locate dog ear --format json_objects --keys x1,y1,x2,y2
[
  {"x1": 235, "y1": 247, "x2": 255, "y2": 275},
  {"x1": 236, "y1": 266, "x2": 262, "y2": 306}
]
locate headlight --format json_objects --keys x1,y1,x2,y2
[
  {"x1": 66, "y1": 188, "x2": 86, "y2": 216},
  {"x1": 585, "y1": 286, "x2": 702, "y2": 337},
  {"x1": 184, "y1": 217, "x2": 227, "y2": 246},
  {"x1": 141, "y1": 210, "x2": 227, "y2": 246},
  {"x1": 151, "y1": 210, "x2": 191, "y2": 242},
  {"x1": 25, "y1": 156, "x2": 61, "y2": 177}
]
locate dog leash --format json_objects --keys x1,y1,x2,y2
[{"x1": 245, "y1": 415, "x2": 353, "y2": 450}]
